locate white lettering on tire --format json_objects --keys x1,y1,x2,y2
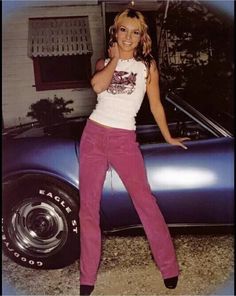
[
  {"x1": 72, "y1": 220, "x2": 77, "y2": 226},
  {"x1": 2, "y1": 223, "x2": 44, "y2": 267},
  {"x1": 71, "y1": 219, "x2": 78, "y2": 233},
  {"x1": 55, "y1": 196, "x2": 60, "y2": 202},
  {"x1": 72, "y1": 227, "x2": 78, "y2": 234},
  {"x1": 39, "y1": 189, "x2": 72, "y2": 213},
  {"x1": 37, "y1": 261, "x2": 43, "y2": 267}
]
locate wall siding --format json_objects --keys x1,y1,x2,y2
[{"x1": 3, "y1": 4, "x2": 103, "y2": 128}]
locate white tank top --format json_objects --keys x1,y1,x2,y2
[{"x1": 89, "y1": 58, "x2": 147, "y2": 130}]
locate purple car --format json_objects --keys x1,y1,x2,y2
[{"x1": 2, "y1": 89, "x2": 233, "y2": 269}]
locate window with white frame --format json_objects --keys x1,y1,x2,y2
[{"x1": 28, "y1": 16, "x2": 93, "y2": 91}]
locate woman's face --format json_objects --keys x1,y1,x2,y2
[{"x1": 116, "y1": 17, "x2": 141, "y2": 54}]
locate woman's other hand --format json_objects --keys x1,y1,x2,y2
[{"x1": 166, "y1": 137, "x2": 190, "y2": 150}]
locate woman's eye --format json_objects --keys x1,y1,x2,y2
[
  {"x1": 134, "y1": 31, "x2": 140, "y2": 36},
  {"x1": 120, "y1": 27, "x2": 126, "y2": 32}
]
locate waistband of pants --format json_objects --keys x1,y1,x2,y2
[{"x1": 86, "y1": 119, "x2": 135, "y2": 135}]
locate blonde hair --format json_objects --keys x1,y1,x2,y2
[{"x1": 109, "y1": 9, "x2": 153, "y2": 76}]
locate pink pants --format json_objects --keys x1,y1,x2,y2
[{"x1": 79, "y1": 119, "x2": 179, "y2": 285}]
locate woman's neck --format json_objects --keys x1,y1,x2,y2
[{"x1": 118, "y1": 50, "x2": 134, "y2": 60}]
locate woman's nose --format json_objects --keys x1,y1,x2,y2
[{"x1": 126, "y1": 32, "x2": 131, "y2": 39}]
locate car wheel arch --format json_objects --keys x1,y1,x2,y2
[{"x1": 3, "y1": 172, "x2": 80, "y2": 201}]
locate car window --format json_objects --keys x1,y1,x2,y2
[
  {"x1": 136, "y1": 99, "x2": 215, "y2": 145},
  {"x1": 179, "y1": 88, "x2": 234, "y2": 135}
]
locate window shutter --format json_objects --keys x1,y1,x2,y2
[{"x1": 28, "y1": 16, "x2": 93, "y2": 57}]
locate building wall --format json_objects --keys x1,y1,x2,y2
[{"x1": 3, "y1": 3, "x2": 104, "y2": 128}]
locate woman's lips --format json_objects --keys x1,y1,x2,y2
[{"x1": 123, "y1": 41, "x2": 132, "y2": 46}]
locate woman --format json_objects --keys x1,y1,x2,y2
[{"x1": 79, "y1": 8, "x2": 189, "y2": 295}]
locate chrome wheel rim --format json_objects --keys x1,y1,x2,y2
[{"x1": 8, "y1": 199, "x2": 68, "y2": 257}]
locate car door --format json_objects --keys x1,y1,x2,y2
[{"x1": 100, "y1": 132, "x2": 234, "y2": 229}]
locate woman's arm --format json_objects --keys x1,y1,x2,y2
[
  {"x1": 146, "y1": 60, "x2": 189, "y2": 149},
  {"x1": 91, "y1": 43, "x2": 120, "y2": 94}
]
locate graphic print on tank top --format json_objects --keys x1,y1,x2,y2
[{"x1": 107, "y1": 71, "x2": 137, "y2": 95}]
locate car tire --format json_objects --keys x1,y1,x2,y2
[{"x1": 2, "y1": 176, "x2": 80, "y2": 269}]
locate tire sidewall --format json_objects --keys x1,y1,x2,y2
[{"x1": 2, "y1": 180, "x2": 80, "y2": 269}]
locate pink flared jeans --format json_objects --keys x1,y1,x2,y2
[{"x1": 79, "y1": 119, "x2": 179, "y2": 285}]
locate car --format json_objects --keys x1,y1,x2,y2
[{"x1": 2, "y1": 89, "x2": 234, "y2": 270}]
